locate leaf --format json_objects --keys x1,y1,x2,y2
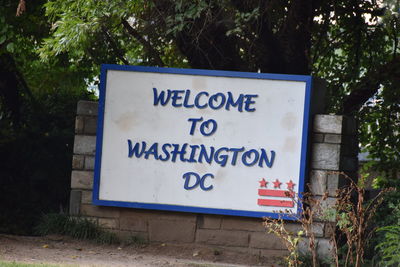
[
  {"x1": 6, "y1": 42, "x2": 14, "y2": 53},
  {"x1": 0, "y1": 35, "x2": 6, "y2": 44}
]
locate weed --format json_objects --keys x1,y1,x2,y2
[
  {"x1": 124, "y1": 235, "x2": 148, "y2": 247},
  {"x1": 263, "y1": 172, "x2": 394, "y2": 267},
  {"x1": 35, "y1": 213, "x2": 118, "y2": 244}
]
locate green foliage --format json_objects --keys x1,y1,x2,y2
[
  {"x1": 35, "y1": 213, "x2": 118, "y2": 244},
  {"x1": 376, "y1": 225, "x2": 400, "y2": 266},
  {"x1": 0, "y1": 262, "x2": 63, "y2": 267}
]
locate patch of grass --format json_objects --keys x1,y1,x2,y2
[
  {"x1": 0, "y1": 261, "x2": 67, "y2": 267},
  {"x1": 35, "y1": 213, "x2": 118, "y2": 244},
  {"x1": 124, "y1": 235, "x2": 148, "y2": 247}
]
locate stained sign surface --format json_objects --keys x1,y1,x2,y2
[{"x1": 93, "y1": 64, "x2": 312, "y2": 219}]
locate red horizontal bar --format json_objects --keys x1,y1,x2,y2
[
  {"x1": 258, "y1": 189, "x2": 294, "y2": 198},
  {"x1": 257, "y1": 199, "x2": 294, "y2": 207}
]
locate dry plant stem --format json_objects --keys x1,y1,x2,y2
[
  {"x1": 334, "y1": 172, "x2": 395, "y2": 267},
  {"x1": 264, "y1": 217, "x2": 301, "y2": 267}
]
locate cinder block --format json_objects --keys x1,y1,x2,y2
[
  {"x1": 80, "y1": 204, "x2": 120, "y2": 218},
  {"x1": 324, "y1": 134, "x2": 342, "y2": 144},
  {"x1": 311, "y1": 143, "x2": 340, "y2": 170},
  {"x1": 249, "y1": 232, "x2": 285, "y2": 249},
  {"x1": 311, "y1": 222, "x2": 324, "y2": 237},
  {"x1": 195, "y1": 229, "x2": 249, "y2": 247},
  {"x1": 73, "y1": 135, "x2": 96, "y2": 155},
  {"x1": 310, "y1": 170, "x2": 327, "y2": 195},
  {"x1": 72, "y1": 155, "x2": 84, "y2": 170},
  {"x1": 312, "y1": 197, "x2": 336, "y2": 222},
  {"x1": 75, "y1": 116, "x2": 84, "y2": 134},
  {"x1": 258, "y1": 249, "x2": 289, "y2": 258},
  {"x1": 198, "y1": 215, "x2": 222, "y2": 229},
  {"x1": 77, "y1": 101, "x2": 98, "y2": 116},
  {"x1": 316, "y1": 238, "x2": 334, "y2": 260},
  {"x1": 81, "y1": 190, "x2": 93, "y2": 204},
  {"x1": 99, "y1": 218, "x2": 119, "y2": 229},
  {"x1": 84, "y1": 117, "x2": 98, "y2": 135},
  {"x1": 148, "y1": 219, "x2": 195, "y2": 243},
  {"x1": 313, "y1": 133, "x2": 324, "y2": 143},
  {"x1": 284, "y1": 222, "x2": 303, "y2": 234},
  {"x1": 298, "y1": 237, "x2": 334, "y2": 261},
  {"x1": 84, "y1": 156, "x2": 95, "y2": 170},
  {"x1": 110, "y1": 229, "x2": 148, "y2": 242},
  {"x1": 283, "y1": 222, "x2": 323, "y2": 237},
  {"x1": 120, "y1": 209, "x2": 196, "y2": 223},
  {"x1": 326, "y1": 173, "x2": 340, "y2": 196},
  {"x1": 71, "y1": 170, "x2": 93, "y2": 190},
  {"x1": 221, "y1": 217, "x2": 265, "y2": 232},
  {"x1": 314, "y1": 115, "x2": 343, "y2": 134},
  {"x1": 119, "y1": 214, "x2": 148, "y2": 232},
  {"x1": 324, "y1": 222, "x2": 335, "y2": 238},
  {"x1": 69, "y1": 190, "x2": 82, "y2": 215}
]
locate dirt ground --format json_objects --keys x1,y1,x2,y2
[{"x1": 0, "y1": 234, "x2": 282, "y2": 267}]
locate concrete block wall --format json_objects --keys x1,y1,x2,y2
[{"x1": 70, "y1": 101, "x2": 358, "y2": 257}]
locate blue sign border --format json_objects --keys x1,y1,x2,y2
[{"x1": 92, "y1": 64, "x2": 313, "y2": 220}]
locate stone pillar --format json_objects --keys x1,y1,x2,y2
[
  {"x1": 308, "y1": 114, "x2": 358, "y2": 256},
  {"x1": 69, "y1": 101, "x2": 358, "y2": 259}
]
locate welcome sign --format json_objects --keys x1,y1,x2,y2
[{"x1": 93, "y1": 64, "x2": 312, "y2": 219}]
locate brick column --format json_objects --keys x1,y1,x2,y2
[
  {"x1": 308, "y1": 114, "x2": 358, "y2": 256},
  {"x1": 69, "y1": 101, "x2": 98, "y2": 215}
]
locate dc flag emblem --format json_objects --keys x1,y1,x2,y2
[{"x1": 257, "y1": 178, "x2": 296, "y2": 208}]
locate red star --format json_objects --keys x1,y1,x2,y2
[
  {"x1": 259, "y1": 178, "x2": 267, "y2": 187},
  {"x1": 286, "y1": 180, "x2": 295, "y2": 190},
  {"x1": 272, "y1": 179, "x2": 281, "y2": 188}
]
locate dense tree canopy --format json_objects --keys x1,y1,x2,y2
[
  {"x1": 0, "y1": 1, "x2": 399, "y2": 233},
  {"x1": 38, "y1": 0, "x2": 400, "y2": 181}
]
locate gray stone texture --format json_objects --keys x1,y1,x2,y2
[
  {"x1": 221, "y1": 217, "x2": 265, "y2": 232},
  {"x1": 69, "y1": 190, "x2": 82, "y2": 215},
  {"x1": 80, "y1": 204, "x2": 120, "y2": 218},
  {"x1": 71, "y1": 170, "x2": 93, "y2": 190},
  {"x1": 84, "y1": 156, "x2": 95, "y2": 170},
  {"x1": 326, "y1": 173, "x2": 340, "y2": 196},
  {"x1": 314, "y1": 115, "x2": 343, "y2": 134},
  {"x1": 81, "y1": 190, "x2": 93, "y2": 204},
  {"x1": 313, "y1": 133, "x2": 324, "y2": 143},
  {"x1": 198, "y1": 215, "x2": 222, "y2": 229},
  {"x1": 311, "y1": 143, "x2": 340, "y2": 170},
  {"x1": 73, "y1": 135, "x2": 96, "y2": 155},
  {"x1": 84, "y1": 117, "x2": 98, "y2": 135},
  {"x1": 119, "y1": 214, "x2": 148, "y2": 232},
  {"x1": 77, "y1": 100, "x2": 98, "y2": 116},
  {"x1": 311, "y1": 222, "x2": 325, "y2": 237},
  {"x1": 195, "y1": 229, "x2": 249, "y2": 247},
  {"x1": 324, "y1": 134, "x2": 342, "y2": 144},
  {"x1": 249, "y1": 232, "x2": 285, "y2": 249},
  {"x1": 72, "y1": 155, "x2": 84, "y2": 170},
  {"x1": 99, "y1": 218, "x2": 119, "y2": 229},
  {"x1": 75, "y1": 116, "x2": 84, "y2": 134},
  {"x1": 310, "y1": 170, "x2": 327, "y2": 195},
  {"x1": 149, "y1": 219, "x2": 195, "y2": 243}
]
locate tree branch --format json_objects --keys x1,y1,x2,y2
[
  {"x1": 121, "y1": 19, "x2": 164, "y2": 66},
  {"x1": 102, "y1": 27, "x2": 129, "y2": 65},
  {"x1": 343, "y1": 56, "x2": 400, "y2": 114}
]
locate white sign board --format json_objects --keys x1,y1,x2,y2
[{"x1": 93, "y1": 65, "x2": 312, "y2": 219}]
